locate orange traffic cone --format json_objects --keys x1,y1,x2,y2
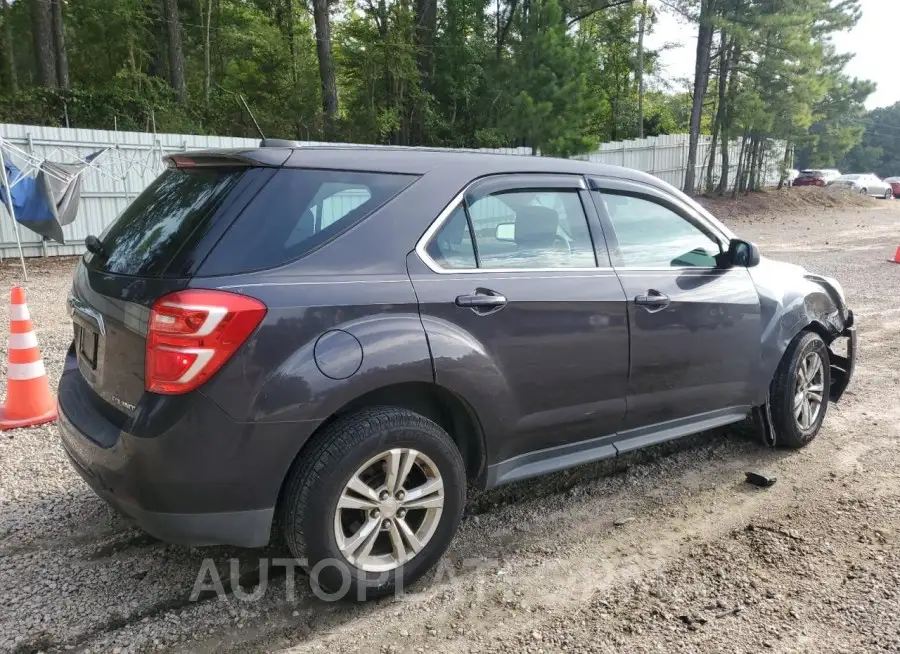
[
  {"x1": 892, "y1": 245, "x2": 900, "y2": 264},
  {"x1": 0, "y1": 286, "x2": 57, "y2": 430}
]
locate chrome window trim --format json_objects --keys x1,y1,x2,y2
[{"x1": 414, "y1": 177, "x2": 607, "y2": 274}]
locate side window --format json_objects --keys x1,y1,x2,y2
[
  {"x1": 467, "y1": 189, "x2": 596, "y2": 269},
  {"x1": 596, "y1": 192, "x2": 720, "y2": 268},
  {"x1": 425, "y1": 205, "x2": 477, "y2": 269}
]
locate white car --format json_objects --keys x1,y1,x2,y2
[{"x1": 828, "y1": 173, "x2": 894, "y2": 199}]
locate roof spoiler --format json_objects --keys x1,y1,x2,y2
[{"x1": 260, "y1": 138, "x2": 303, "y2": 148}]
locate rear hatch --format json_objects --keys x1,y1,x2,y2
[{"x1": 69, "y1": 155, "x2": 278, "y2": 416}]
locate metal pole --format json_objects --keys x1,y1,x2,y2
[{"x1": 0, "y1": 155, "x2": 28, "y2": 282}]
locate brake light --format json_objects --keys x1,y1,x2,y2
[{"x1": 146, "y1": 290, "x2": 267, "y2": 394}]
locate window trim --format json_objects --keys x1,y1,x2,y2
[
  {"x1": 589, "y1": 180, "x2": 728, "y2": 271},
  {"x1": 416, "y1": 174, "x2": 611, "y2": 274}
]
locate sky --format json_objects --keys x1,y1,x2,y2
[{"x1": 644, "y1": 0, "x2": 897, "y2": 110}]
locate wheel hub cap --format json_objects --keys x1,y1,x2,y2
[{"x1": 333, "y1": 448, "x2": 444, "y2": 573}]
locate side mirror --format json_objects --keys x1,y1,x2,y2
[
  {"x1": 495, "y1": 223, "x2": 516, "y2": 242},
  {"x1": 727, "y1": 239, "x2": 760, "y2": 268}
]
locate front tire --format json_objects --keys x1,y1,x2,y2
[
  {"x1": 280, "y1": 407, "x2": 466, "y2": 600},
  {"x1": 769, "y1": 331, "x2": 831, "y2": 449},
  {"x1": 885, "y1": 188, "x2": 893, "y2": 200}
]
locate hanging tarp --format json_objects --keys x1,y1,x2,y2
[{"x1": 0, "y1": 149, "x2": 106, "y2": 244}]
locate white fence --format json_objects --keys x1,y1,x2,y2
[
  {"x1": 576, "y1": 133, "x2": 786, "y2": 193},
  {"x1": 0, "y1": 123, "x2": 784, "y2": 259}
]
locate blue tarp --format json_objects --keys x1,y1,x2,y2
[{"x1": 1, "y1": 158, "x2": 54, "y2": 224}]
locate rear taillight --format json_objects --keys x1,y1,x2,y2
[{"x1": 146, "y1": 290, "x2": 267, "y2": 395}]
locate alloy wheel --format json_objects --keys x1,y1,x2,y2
[
  {"x1": 794, "y1": 351, "x2": 825, "y2": 430},
  {"x1": 333, "y1": 448, "x2": 444, "y2": 572}
]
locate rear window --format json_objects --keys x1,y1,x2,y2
[
  {"x1": 197, "y1": 169, "x2": 416, "y2": 276},
  {"x1": 799, "y1": 170, "x2": 823, "y2": 177},
  {"x1": 86, "y1": 168, "x2": 244, "y2": 277}
]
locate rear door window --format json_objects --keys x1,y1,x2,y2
[{"x1": 199, "y1": 169, "x2": 415, "y2": 276}]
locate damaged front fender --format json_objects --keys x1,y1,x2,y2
[{"x1": 749, "y1": 258, "x2": 857, "y2": 407}]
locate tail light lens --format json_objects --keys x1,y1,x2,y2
[{"x1": 146, "y1": 290, "x2": 267, "y2": 394}]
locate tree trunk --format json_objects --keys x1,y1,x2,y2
[
  {"x1": 777, "y1": 138, "x2": 792, "y2": 190},
  {"x1": 313, "y1": 0, "x2": 339, "y2": 137},
  {"x1": 745, "y1": 134, "x2": 760, "y2": 194},
  {"x1": 30, "y1": 0, "x2": 57, "y2": 88},
  {"x1": 50, "y1": 0, "x2": 68, "y2": 88},
  {"x1": 732, "y1": 128, "x2": 749, "y2": 199},
  {"x1": 412, "y1": 0, "x2": 437, "y2": 146},
  {"x1": 636, "y1": 0, "x2": 647, "y2": 138},
  {"x1": 716, "y1": 42, "x2": 741, "y2": 195},
  {"x1": 163, "y1": 0, "x2": 187, "y2": 104},
  {"x1": 683, "y1": 0, "x2": 715, "y2": 195},
  {"x1": 1, "y1": 0, "x2": 17, "y2": 91},
  {"x1": 705, "y1": 30, "x2": 729, "y2": 193},
  {"x1": 202, "y1": 0, "x2": 213, "y2": 105}
]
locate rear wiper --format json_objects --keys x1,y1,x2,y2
[{"x1": 85, "y1": 235, "x2": 107, "y2": 258}]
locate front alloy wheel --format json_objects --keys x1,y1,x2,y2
[
  {"x1": 769, "y1": 330, "x2": 831, "y2": 449},
  {"x1": 335, "y1": 448, "x2": 444, "y2": 573},
  {"x1": 793, "y1": 351, "x2": 825, "y2": 430}
]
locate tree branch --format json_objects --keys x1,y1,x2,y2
[{"x1": 566, "y1": 0, "x2": 633, "y2": 27}]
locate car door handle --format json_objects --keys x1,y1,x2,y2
[
  {"x1": 634, "y1": 290, "x2": 670, "y2": 312},
  {"x1": 456, "y1": 289, "x2": 508, "y2": 314}
]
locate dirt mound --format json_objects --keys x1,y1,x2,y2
[{"x1": 697, "y1": 186, "x2": 885, "y2": 223}]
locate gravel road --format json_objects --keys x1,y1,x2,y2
[{"x1": 1, "y1": 194, "x2": 899, "y2": 654}]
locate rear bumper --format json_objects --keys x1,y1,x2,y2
[
  {"x1": 57, "y1": 366, "x2": 318, "y2": 547},
  {"x1": 828, "y1": 317, "x2": 856, "y2": 403}
]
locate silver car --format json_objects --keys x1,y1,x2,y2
[{"x1": 829, "y1": 173, "x2": 894, "y2": 199}]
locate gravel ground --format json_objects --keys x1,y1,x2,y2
[{"x1": 1, "y1": 195, "x2": 899, "y2": 653}]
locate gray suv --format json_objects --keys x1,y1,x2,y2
[{"x1": 59, "y1": 146, "x2": 856, "y2": 599}]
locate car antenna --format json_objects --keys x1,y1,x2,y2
[{"x1": 238, "y1": 94, "x2": 266, "y2": 141}]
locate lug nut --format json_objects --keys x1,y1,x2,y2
[
  {"x1": 369, "y1": 509, "x2": 380, "y2": 519},
  {"x1": 397, "y1": 508, "x2": 406, "y2": 519},
  {"x1": 395, "y1": 490, "x2": 406, "y2": 501},
  {"x1": 379, "y1": 490, "x2": 390, "y2": 501},
  {"x1": 381, "y1": 519, "x2": 392, "y2": 530}
]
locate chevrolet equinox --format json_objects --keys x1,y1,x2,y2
[{"x1": 59, "y1": 145, "x2": 856, "y2": 599}]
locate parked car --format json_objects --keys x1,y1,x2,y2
[
  {"x1": 884, "y1": 176, "x2": 900, "y2": 198},
  {"x1": 793, "y1": 168, "x2": 841, "y2": 187},
  {"x1": 829, "y1": 173, "x2": 894, "y2": 198},
  {"x1": 59, "y1": 146, "x2": 857, "y2": 600}
]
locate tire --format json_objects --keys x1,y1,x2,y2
[
  {"x1": 769, "y1": 331, "x2": 831, "y2": 449},
  {"x1": 860, "y1": 187, "x2": 868, "y2": 195},
  {"x1": 884, "y1": 189, "x2": 893, "y2": 200},
  {"x1": 280, "y1": 407, "x2": 466, "y2": 601}
]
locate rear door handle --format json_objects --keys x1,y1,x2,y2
[
  {"x1": 634, "y1": 290, "x2": 670, "y2": 312},
  {"x1": 455, "y1": 288, "x2": 508, "y2": 314}
]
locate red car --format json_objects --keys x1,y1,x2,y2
[
  {"x1": 793, "y1": 169, "x2": 841, "y2": 187},
  {"x1": 885, "y1": 177, "x2": 900, "y2": 198}
]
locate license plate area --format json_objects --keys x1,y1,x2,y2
[{"x1": 77, "y1": 324, "x2": 99, "y2": 370}]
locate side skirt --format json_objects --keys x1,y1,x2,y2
[{"x1": 484, "y1": 406, "x2": 751, "y2": 488}]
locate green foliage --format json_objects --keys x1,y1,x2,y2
[
  {"x1": 839, "y1": 102, "x2": 900, "y2": 177},
  {"x1": 0, "y1": 0, "x2": 875, "y2": 164}
]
